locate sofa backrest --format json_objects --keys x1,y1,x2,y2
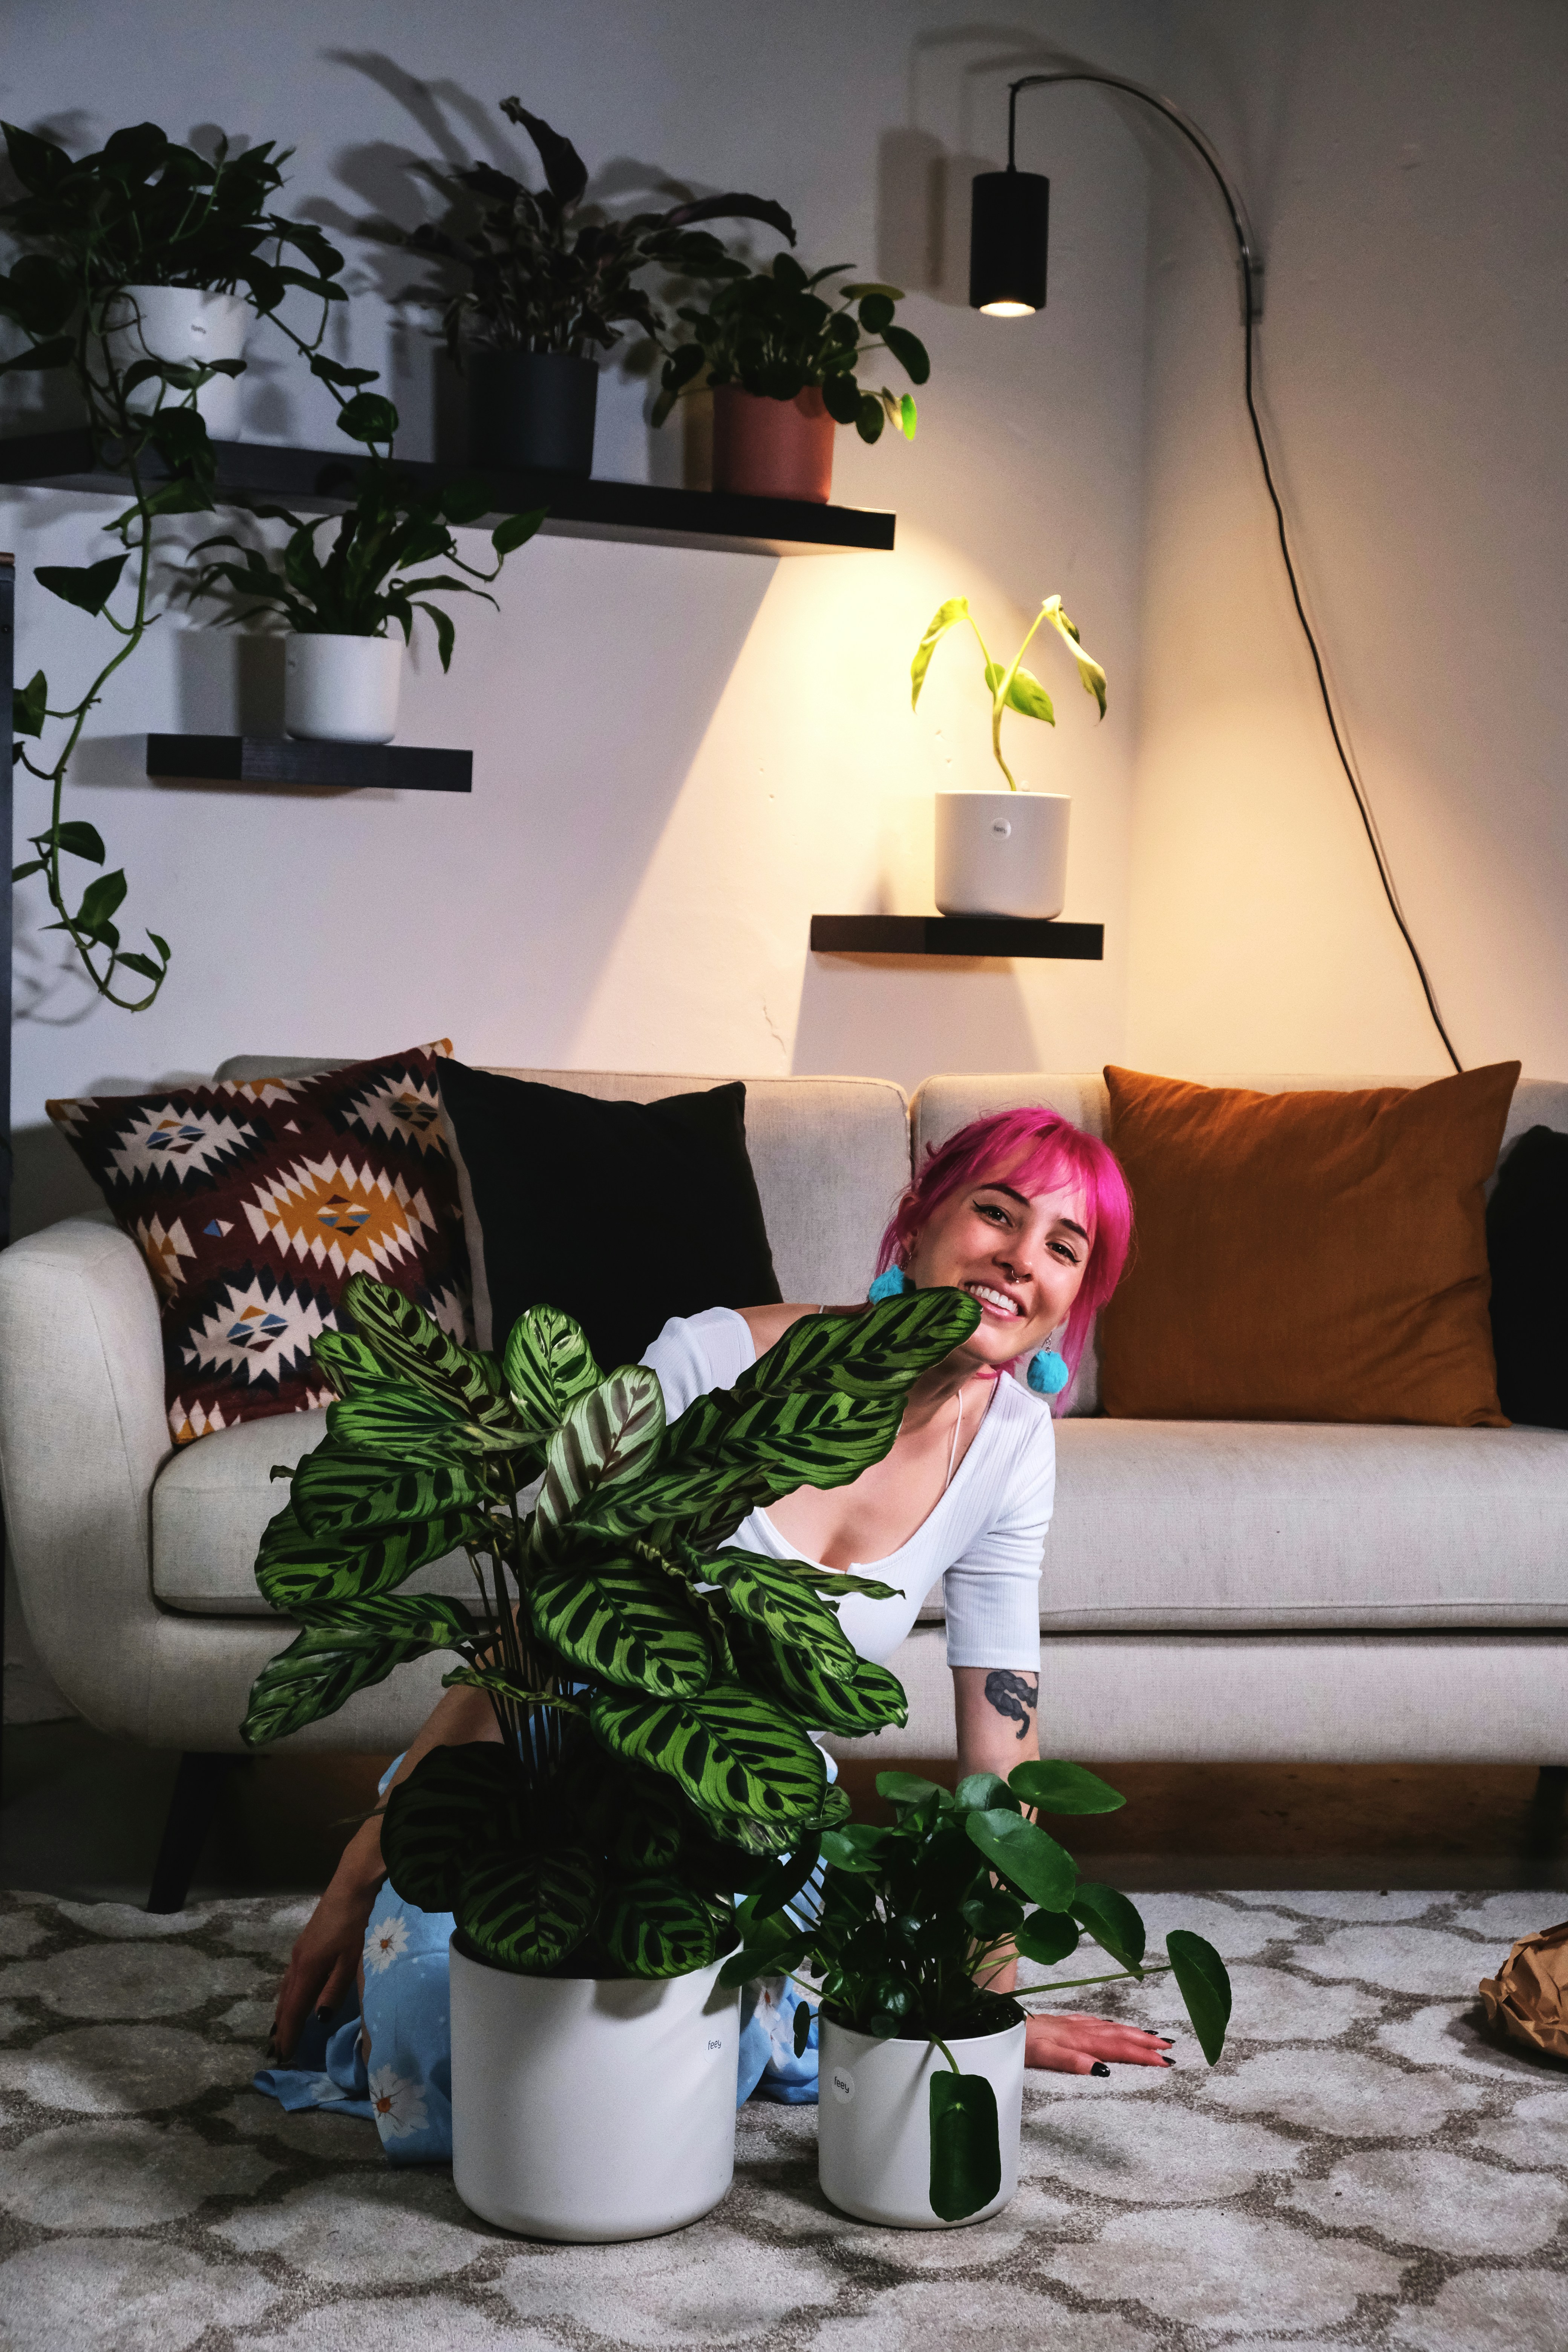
[
  {"x1": 214, "y1": 1058, "x2": 911, "y2": 1311},
  {"x1": 910, "y1": 1070, "x2": 1568, "y2": 1414}
]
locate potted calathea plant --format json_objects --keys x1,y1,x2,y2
[
  {"x1": 911, "y1": 591, "x2": 1109, "y2": 921},
  {"x1": 240, "y1": 1273, "x2": 977, "y2": 2240},
  {"x1": 652, "y1": 257, "x2": 930, "y2": 504},
  {"x1": 395, "y1": 96, "x2": 795, "y2": 474},
  {"x1": 724, "y1": 1762, "x2": 1231, "y2": 2228},
  {"x1": 0, "y1": 118, "x2": 344, "y2": 1011}
]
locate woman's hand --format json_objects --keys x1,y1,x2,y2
[
  {"x1": 269, "y1": 1831, "x2": 383, "y2": 2062},
  {"x1": 1025, "y1": 2011, "x2": 1173, "y2": 2074}
]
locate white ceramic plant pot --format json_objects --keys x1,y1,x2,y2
[
  {"x1": 284, "y1": 633, "x2": 403, "y2": 744},
  {"x1": 818, "y1": 2015, "x2": 1027, "y2": 2229},
  {"x1": 100, "y1": 285, "x2": 250, "y2": 437},
  {"x1": 449, "y1": 1941, "x2": 741, "y2": 2241},
  {"x1": 935, "y1": 789, "x2": 1071, "y2": 920}
]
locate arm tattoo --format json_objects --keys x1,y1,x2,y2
[{"x1": 983, "y1": 1669, "x2": 1039, "y2": 1743}]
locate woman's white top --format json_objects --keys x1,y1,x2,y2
[{"x1": 639, "y1": 1306, "x2": 1053, "y2": 1671}]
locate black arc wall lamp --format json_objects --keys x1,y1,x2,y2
[{"x1": 965, "y1": 69, "x2": 1462, "y2": 1073}]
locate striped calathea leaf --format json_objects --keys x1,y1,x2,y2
[
  {"x1": 458, "y1": 1842, "x2": 602, "y2": 1972},
  {"x1": 598, "y1": 1876, "x2": 721, "y2": 1976},
  {"x1": 241, "y1": 1623, "x2": 432, "y2": 1746},
  {"x1": 381, "y1": 1740, "x2": 526, "y2": 1912},
  {"x1": 291, "y1": 1445, "x2": 488, "y2": 1538},
  {"x1": 589, "y1": 1289, "x2": 980, "y2": 1546},
  {"x1": 535, "y1": 1364, "x2": 666, "y2": 1535},
  {"x1": 502, "y1": 1303, "x2": 602, "y2": 1431},
  {"x1": 590, "y1": 1678, "x2": 827, "y2": 1830},
  {"x1": 527, "y1": 1536, "x2": 714, "y2": 1698},
  {"x1": 739, "y1": 1628, "x2": 910, "y2": 1740},
  {"x1": 337, "y1": 1272, "x2": 507, "y2": 1418},
  {"x1": 253, "y1": 1497, "x2": 482, "y2": 1614}
]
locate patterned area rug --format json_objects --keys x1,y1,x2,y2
[{"x1": 0, "y1": 1887, "x2": 1564, "y2": 2350}]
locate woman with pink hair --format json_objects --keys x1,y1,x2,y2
[{"x1": 267, "y1": 1105, "x2": 1169, "y2": 2152}]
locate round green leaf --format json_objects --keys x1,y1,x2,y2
[
  {"x1": 1167, "y1": 1928, "x2": 1232, "y2": 2063},
  {"x1": 964, "y1": 1808, "x2": 1077, "y2": 1911},
  {"x1": 1009, "y1": 1760, "x2": 1126, "y2": 1816}
]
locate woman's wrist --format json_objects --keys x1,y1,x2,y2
[{"x1": 334, "y1": 1815, "x2": 387, "y2": 1898}]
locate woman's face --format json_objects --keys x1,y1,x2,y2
[{"x1": 905, "y1": 1167, "x2": 1091, "y2": 1369}]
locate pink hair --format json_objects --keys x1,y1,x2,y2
[{"x1": 874, "y1": 1106, "x2": 1134, "y2": 1412}]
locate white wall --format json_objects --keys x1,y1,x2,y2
[
  {"x1": 1124, "y1": 0, "x2": 1568, "y2": 1079},
  {"x1": 2, "y1": 0, "x2": 1155, "y2": 1234}
]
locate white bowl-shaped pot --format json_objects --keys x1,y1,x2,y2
[
  {"x1": 935, "y1": 789, "x2": 1071, "y2": 919},
  {"x1": 449, "y1": 1940, "x2": 741, "y2": 2241},
  {"x1": 284, "y1": 632, "x2": 403, "y2": 744},
  {"x1": 100, "y1": 285, "x2": 250, "y2": 437},
  {"x1": 818, "y1": 2015, "x2": 1027, "y2": 2228}
]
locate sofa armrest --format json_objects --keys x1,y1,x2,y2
[{"x1": 0, "y1": 1217, "x2": 170, "y2": 1736}]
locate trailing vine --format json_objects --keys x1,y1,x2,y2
[{"x1": 0, "y1": 120, "x2": 345, "y2": 1008}]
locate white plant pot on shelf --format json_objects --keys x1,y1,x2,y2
[
  {"x1": 284, "y1": 633, "x2": 403, "y2": 744},
  {"x1": 100, "y1": 285, "x2": 250, "y2": 438},
  {"x1": 818, "y1": 2014, "x2": 1027, "y2": 2229},
  {"x1": 449, "y1": 1940, "x2": 740, "y2": 2241},
  {"x1": 935, "y1": 790, "x2": 1071, "y2": 920}
]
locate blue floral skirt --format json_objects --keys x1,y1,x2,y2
[{"x1": 255, "y1": 1762, "x2": 823, "y2": 2162}]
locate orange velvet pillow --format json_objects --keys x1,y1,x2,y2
[{"x1": 1100, "y1": 1061, "x2": 1520, "y2": 1425}]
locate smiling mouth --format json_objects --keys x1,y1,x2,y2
[{"x1": 965, "y1": 1281, "x2": 1023, "y2": 1319}]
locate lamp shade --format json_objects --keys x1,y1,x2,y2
[{"x1": 969, "y1": 169, "x2": 1049, "y2": 315}]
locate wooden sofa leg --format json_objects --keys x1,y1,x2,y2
[{"x1": 146, "y1": 1752, "x2": 237, "y2": 1913}]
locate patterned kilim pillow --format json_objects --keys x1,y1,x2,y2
[{"x1": 47, "y1": 1041, "x2": 470, "y2": 1446}]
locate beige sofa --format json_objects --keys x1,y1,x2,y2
[{"x1": 3, "y1": 1061, "x2": 1564, "y2": 1902}]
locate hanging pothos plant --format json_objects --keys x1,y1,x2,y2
[{"x1": 0, "y1": 119, "x2": 350, "y2": 1008}]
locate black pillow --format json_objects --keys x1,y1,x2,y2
[
  {"x1": 437, "y1": 1060, "x2": 781, "y2": 1372},
  {"x1": 1486, "y1": 1124, "x2": 1568, "y2": 1428}
]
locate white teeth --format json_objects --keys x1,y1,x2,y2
[{"x1": 967, "y1": 1282, "x2": 1021, "y2": 1316}]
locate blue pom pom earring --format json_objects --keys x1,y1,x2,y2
[
  {"x1": 1027, "y1": 1332, "x2": 1070, "y2": 1396},
  {"x1": 867, "y1": 1266, "x2": 914, "y2": 1302}
]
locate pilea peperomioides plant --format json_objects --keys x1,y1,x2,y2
[
  {"x1": 241, "y1": 1274, "x2": 981, "y2": 1977},
  {"x1": 723, "y1": 1760, "x2": 1231, "y2": 2220}
]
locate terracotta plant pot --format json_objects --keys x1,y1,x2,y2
[{"x1": 712, "y1": 386, "x2": 836, "y2": 503}]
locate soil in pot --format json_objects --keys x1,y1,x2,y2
[
  {"x1": 449, "y1": 1939, "x2": 741, "y2": 2241},
  {"x1": 467, "y1": 348, "x2": 598, "y2": 473},
  {"x1": 712, "y1": 386, "x2": 836, "y2": 502},
  {"x1": 818, "y1": 2009, "x2": 1027, "y2": 2228}
]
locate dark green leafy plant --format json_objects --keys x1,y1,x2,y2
[
  {"x1": 241, "y1": 1276, "x2": 981, "y2": 1980},
  {"x1": 652, "y1": 256, "x2": 930, "y2": 445},
  {"x1": 0, "y1": 118, "x2": 345, "y2": 1008},
  {"x1": 394, "y1": 97, "x2": 796, "y2": 361},
  {"x1": 723, "y1": 1761, "x2": 1231, "y2": 2222},
  {"x1": 181, "y1": 475, "x2": 544, "y2": 669}
]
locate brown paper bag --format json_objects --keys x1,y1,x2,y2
[{"x1": 1478, "y1": 1919, "x2": 1568, "y2": 2060}]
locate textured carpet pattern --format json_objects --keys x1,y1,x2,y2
[{"x1": 0, "y1": 1887, "x2": 1564, "y2": 2349}]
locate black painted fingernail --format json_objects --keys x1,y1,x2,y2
[
  {"x1": 315, "y1": 2006, "x2": 331, "y2": 2023},
  {"x1": 1161, "y1": 2055, "x2": 1175, "y2": 2067},
  {"x1": 1158, "y1": 2037, "x2": 1174, "y2": 2047},
  {"x1": 1090, "y1": 2061, "x2": 1110, "y2": 2078}
]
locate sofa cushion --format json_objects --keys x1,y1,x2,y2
[
  {"x1": 1035, "y1": 1417, "x2": 1568, "y2": 1631},
  {"x1": 50, "y1": 1042, "x2": 469, "y2": 1448},
  {"x1": 1487, "y1": 1125, "x2": 1568, "y2": 1429},
  {"x1": 436, "y1": 1061, "x2": 780, "y2": 1360},
  {"x1": 1100, "y1": 1061, "x2": 1517, "y2": 1425},
  {"x1": 911, "y1": 1072, "x2": 1568, "y2": 1418},
  {"x1": 218, "y1": 1063, "x2": 912, "y2": 1317},
  {"x1": 158, "y1": 1401, "x2": 1568, "y2": 1631},
  {"x1": 152, "y1": 1410, "x2": 478, "y2": 1617}
]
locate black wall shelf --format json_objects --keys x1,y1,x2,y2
[
  {"x1": 0, "y1": 432, "x2": 895, "y2": 560},
  {"x1": 146, "y1": 735, "x2": 472, "y2": 792},
  {"x1": 810, "y1": 914, "x2": 1104, "y2": 960}
]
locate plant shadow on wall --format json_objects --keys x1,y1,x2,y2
[{"x1": 309, "y1": 52, "x2": 793, "y2": 473}]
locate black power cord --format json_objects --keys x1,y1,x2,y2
[{"x1": 1004, "y1": 72, "x2": 1463, "y2": 1073}]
